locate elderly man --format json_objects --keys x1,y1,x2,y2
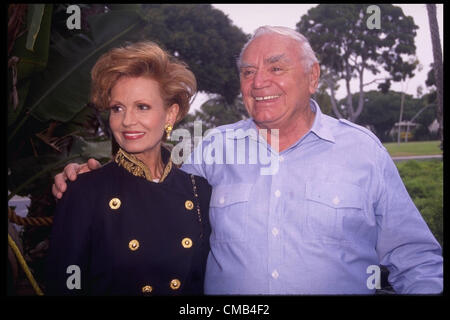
[{"x1": 53, "y1": 26, "x2": 442, "y2": 294}]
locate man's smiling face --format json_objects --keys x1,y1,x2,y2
[{"x1": 239, "y1": 33, "x2": 319, "y2": 130}]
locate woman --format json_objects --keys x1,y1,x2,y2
[{"x1": 45, "y1": 41, "x2": 211, "y2": 295}]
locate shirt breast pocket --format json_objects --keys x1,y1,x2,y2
[
  {"x1": 209, "y1": 183, "x2": 252, "y2": 242},
  {"x1": 305, "y1": 180, "x2": 365, "y2": 243}
]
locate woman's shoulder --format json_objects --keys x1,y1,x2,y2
[
  {"x1": 172, "y1": 166, "x2": 210, "y2": 185},
  {"x1": 66, "y1": 161, "x2": 118, "y2": 191},
  {"x1": 55, "y1": 162, "x2": 119, "y2": 217}
]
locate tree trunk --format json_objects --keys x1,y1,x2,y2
[
  {"x1": 397, "y1": 89, "x2": 405, "y2": 144},
  {"x1": 324, "y1": 77, "x2": 343, "y2": 119},
  {"x1": 405, "y1": 123, "x2": 410, "y2": 143},
  {"x1": 352, "y1": 67, "x2": 365, "y2": 122},
  {"x1": 426, "y1": 4, "x2": 443, "y2": 148},
  {"x1": 345, "y1": 62, "x2": 354, "y2": 120}
]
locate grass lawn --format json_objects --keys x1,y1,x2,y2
[
  {"x1": 383, "y1": 140, "x2": 442, "y2": 157},
  {"x1": 395, "y1": 159, "x2": 443, "y2": 246}
]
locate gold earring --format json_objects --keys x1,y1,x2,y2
[{"x1": 165, "y1": 124, "x2": 173, "y2": 140}]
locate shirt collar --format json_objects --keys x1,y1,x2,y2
[
  {"x1": 308, "y1": 99, "x2": 336, "y2": 143},
  {"x1": 225, "y1": 119, "x2": 259, "y2": 141},
  {"x1": 114, "y1": 147, "x2": 173, "y2": 183},
  {"x1": 226, "y1": 99, "x2": 335, "y2": 144}
]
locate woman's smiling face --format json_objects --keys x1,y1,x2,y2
[{"x1": 108, "y1": 76, "x2": 178, "y2": 161}]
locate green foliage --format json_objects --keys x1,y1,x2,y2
[
  {"x1": 179, "y1": 96, "x2": 248, "y2": 134},
  {"x1": 25, "y1": 4, "x2": 46, "y2": 51},
  {"x1": 298, "y1": 4, "x2": 418, "y2": 81},
  {"x1": 8, "y1": 4, "x2": 53, "y2": 127},
  {"x1": 396, "y1": 160, "x2": 443, "y2": 246},
  {"x1": 132, "y1": 4, "x2": 248, "y2": 104},
  {"x1": 8, "y1": 4, "x2": 147, "y2": 202},
  {"x1": 26, "y1": 8, "x2": 145, "y2": 124},
  {"x1": 356, "y1": 90, "x2": 402, "y2": 141},
  {"x1": 312, "y1": 83, "x2": 334, "y2": 117},
  {"x1": 426, "y1": 63, "x2": 436, "y2": 88},
  {"x1": 355, "y1": 90, "x2": 436, "y2": 142},
  {"x1": 297, "y1": 4, "x2": 418, "y2": 122}
]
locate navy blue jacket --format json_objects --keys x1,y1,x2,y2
[{"x1": 45, "y1": 156, "x2": 211, "y2": 296}]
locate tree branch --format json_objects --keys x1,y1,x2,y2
[
  {"x1": 363, "y1": 77, "x2": 391, "y2": 87},
  {"x1": 344, "y1": 61, "x2": 354, "y2": 120},
  {"x1": 354, "y1": 67, "x2": 365, "y2": 121},
  {"x1": 426, "y1": 4, "x2": 443, "y2": 145}
]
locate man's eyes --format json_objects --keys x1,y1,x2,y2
[
  {"x1": 241, "y1": 69, "x2": 255, "y2": 77},
  {"x1": 241, "y1": 66, "x2": 284, "y2": 77}
]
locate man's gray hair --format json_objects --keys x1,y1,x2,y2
[{"x1": 237, "y1": 25, "x2": 318, "y2": 71}]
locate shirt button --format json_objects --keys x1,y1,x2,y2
[
  {"x1": 219, "y1": 196, "x2": 225, "y2": 204},
  {"x1": 333, "y1": 196, "x2": 340, "y2": 205},
  {"x1": 279, "y1": 155, "x2": 284, "y2": 162},
  {"x1": 272, "y1": 227, "x2": 279, "y2": 236},
  {"x1": 272, "y1": 270, "x2": 279, "y2": 279},
  {"x1": 274, "y1": 190, "x2": 281, "y2": 198}
]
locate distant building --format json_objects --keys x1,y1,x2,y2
[
  {"x1": 428, "y1": 119, "x2": 440, "y2": 133},
  {"x1": 391, "y1": 121, "x2": 419, "y2": 141},
  {"x1": 393, "y1": 120, "x2": 419, "y2": 130}
]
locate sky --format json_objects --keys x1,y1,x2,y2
[{"x1": 190, "y1": 3, "x2": 444, "y2": 113}]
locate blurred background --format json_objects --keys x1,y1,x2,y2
[{"x1": 7, "y1": 4, "x2": 443, "y2": 295}]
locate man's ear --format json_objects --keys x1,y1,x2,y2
[{"x1": 309, "y1": 62, "x2": 320, "y2": 94}]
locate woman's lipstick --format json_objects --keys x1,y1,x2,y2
[{"x1": 123, "y1": 131, "x2": 145, "y2": 140}]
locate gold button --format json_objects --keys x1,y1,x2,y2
[
  {"x1": 142, "y1": 285, "x2": 153, "y2": 294},
  {"x1": 128, "y1": 239, "x2": 139, "y2": 251},
  {"x1": 181, "y1": 237, "x2": 193, "y2": 248},
  {"x1": 170, "y1": 279, "x2": 181, "y2": 290},
  {"x1": 185, "y1": 200, "x2": 194, "y2": 210},
  {"x1": 109, "y1": 198, "x2": 121, "y2": 210}
]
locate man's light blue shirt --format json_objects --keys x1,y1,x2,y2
[{"x1": 181, "y1": 99, "x2": 443, "y2": 294}]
